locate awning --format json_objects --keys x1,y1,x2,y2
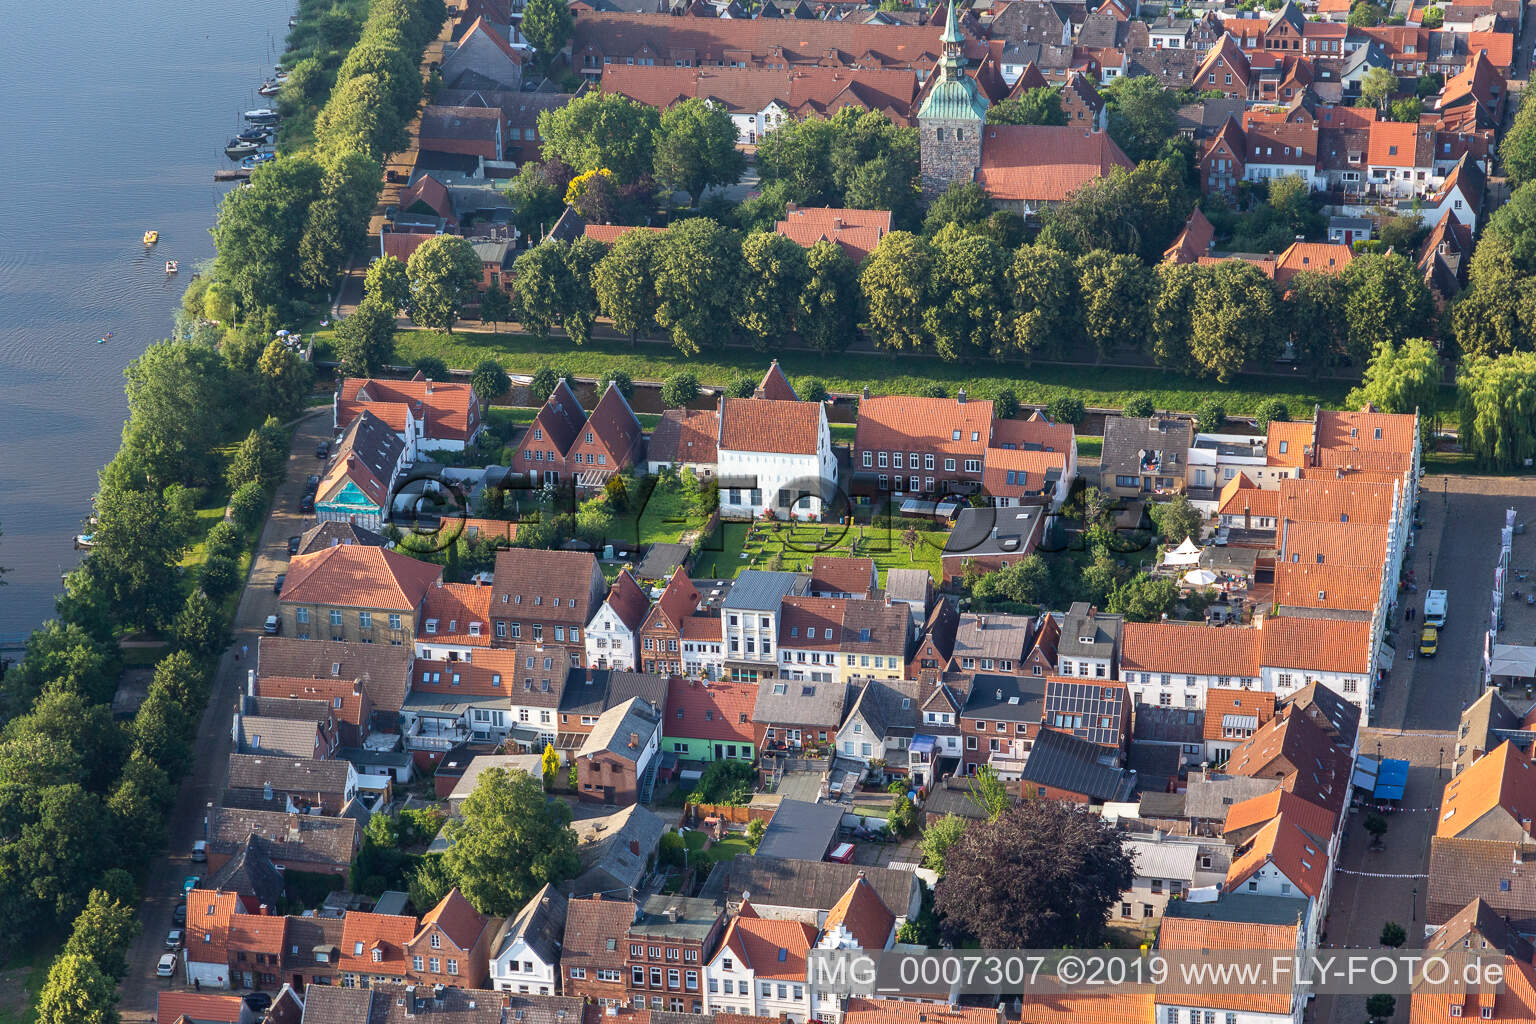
[
  {"x1": 1490, "y1": 643, "x2": 1536, "y2": 679},
  {"x1": 910, "y1": 735, "x2": 936, "y2": 755},
  {"x1": 1374, "y1": 758, "x2": 1409, "y2": 800}
]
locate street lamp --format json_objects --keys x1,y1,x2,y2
[
  {"x1": 1439, "y1": 747, "x2": 1445, "y2": 778},
  {"x1": 1412, "y1": 884, "x2": 1418, "y2": 923}
]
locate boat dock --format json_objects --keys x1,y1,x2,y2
[{"x1": 214, "y1": 167, "x2": 251, "y2": 181}]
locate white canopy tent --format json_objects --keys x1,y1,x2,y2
[
  {"x1": 1162, "y1": 538, "x2": 1203, "y2": 567},
  {"x1": 1490, "y1": 643, "x2": 1536, "y2": 681}
]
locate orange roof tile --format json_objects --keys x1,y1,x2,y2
[
  {"x1": 339, "y1": 377, "x2": 479, "y2": 443},
  {"x1": 718, "y1": 396, "x2": 822, "y2": 456},
  {"x1": 1410, "y1": 956, "x2": 1536, "y2": 1024},
  {"x1": 1468, "y1": 30, "x2": 1515, "y2": 69},
  {"x1": 420, "y1": 582, "x2": 495, "y2": 647},
  {"x1": 824, "y1": 877, "x2": 895, "y2": 949},
  {"x1": 1437, "y1": 741, "x2": 1536, "y2": 839},
  {"x1": 1266, "y1": 420, "x2": 1313, "y2": 467},
  {"x1": 157, "y1": 993, "x2": 247, "y2": 1024},
  {"x1": 339, "y1": 911, "x2": 418, "y2": 976},
  {"x1": 1315, "y1": 407, "x2": 1418, "y2": 459},
  {"x1": 776, "y1": 205, "x2": 895, "y2": 263},
  {"x1": 666, "y1": 677, "x2": 756, "y2": 744},
  {"x1": 779, "y1": 596, "x2": 847, "y2": 650},
  {"x1": 843, "y1": 998, "x2": 1001, "y2": 1024},
  {"x1": 415, "y1": 887, "x2": 488, "y2": 951},
  {"x1": 1120, "y1": 622, "x2": 1262, "y2": 680},
  {"x1": 1217, "y1": 474, "x2": 1279, "y2": 519},
  {"x1": 1017, "y1": 991, "x2": 1154, "y2": 1024},
  {"x1": 603, "y1": 569, "x2": 652, "y2": 632},
  {"x1": 1202, "y1": 687, "x2": 1277, "y2": 741},
  {"x1": 809, "y1": 556, "x2": 877, "y2": 597},
  {"x1": 1226, "y1": 811, "x2": 1332, "y2": 899},
  {"x1": 1278, "y1": 520, "x2": 1389, "y2": 570},
  {"x1": 1275, "y1": 477, "x2": 1398, "y2": 525},
  {"x1": 976, "y1": 125, "x2": 1134, "y2": 202},
  {"x1": 185, "y1": 890, "x2": 240, "y2": 967},
  {"x1": 583, "y1": 224, "x2": 665, "y2": 244},
  {"x1": 1157, "y1": 914, "x2": 1302, "y2": 1014},
  {"x1": 720, "y1": 907, "x2": 818, "y2": 980},
  {"x1": 280, "y1": 545, "x2": 443, "y2": 612},
  {"x1": 1273, "y1": 560, "x2": 1382, "y2": 612},
  {"x1": 853, "y1": 394, "x2": 995, "y2": 461},
  {"x1": 226, "y1": 910, "x2": 285, "y2": 959},
  {"x1": 1223, "y1": 787, "x2": 1337, "y2": 837}
]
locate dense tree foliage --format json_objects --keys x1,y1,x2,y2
[
  {"x1": 654, "y1": 98, "x2": 746, "y2": 205},
  {"x1": 986, "y1": 87, "x2": 1066, "y2": 126},
  {"x1": 440, "y1": 768, "x2": 579, "y2": 915}
]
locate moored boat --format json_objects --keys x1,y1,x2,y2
[
  {"x1": 142, "y1": 229, "x2": 158, "y2": 245},
  {"x1": 166, "y1": 261, "x2": 179, "y2": 274},
  {"x1": 237, "y1": 126, "x2": 272, "y2": 143},
  {"x1": 239, "y1": 152, "x2": 276, "y2": 170},
  {"x1": 243, "y1": 108, "x2": 279, "y2": 124},
  {"x1": 225, "y1": 137, "x2": 261, "y2": 157},
  {"x1": 258, "y1": 79, "x2": 281, "y2": 96}
]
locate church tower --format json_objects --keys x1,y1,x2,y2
[{"x1": 918, "y1": 1, "x2": 990, "y2": 200}]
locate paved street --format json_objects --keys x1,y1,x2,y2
[
  {"x1": 1321, "y1": 475, "x2": 1536, "y2": 1024},
  {"x1": 117, "y1": 410, "x2": 331, "y2": 1020}
]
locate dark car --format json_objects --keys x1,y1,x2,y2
[
  {"x1": 305, "y1": 474, "x2": 320, "y2": 492},
  {"x1": 244, "y1": 994, "x2": 273, "y2": 1012},
  {"x1": 273, "y1": 573, "x2": 286, "y2": 594},
  {"x1": 287, "y1": 535, "x2": 301, "y2": 555},
  {"x1": 316, "y1": 440, "x2": 330, "y2": 459},
  {"x1": 299, "y1": 494, "x2": 315, "y2": 513},
  {"x1": 172, "y1": 902, "x2": 187, "y2": 925}
]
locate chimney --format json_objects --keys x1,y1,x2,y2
[
  {"x1": 288, "y1": 812, "x2": 302, "y2": 843},
  {"x1": 630, "y1": 839, "x2": 641, "y2": 855},
  {"x1": 978, "y1": 615, "x2": 987, "y2": 629},
  {"x1": 666, "y1": 904, "x2": 680, "y2": 923},
  {"x1": 1087, "y1": 605, "x2": 1097, "y2": 619},
  {"x1": 832, "y1": 217, "x2": 844, "y2": 229},
  {"x1": 861, "y1": 385, "x2": 870, "y2": 399},
  {"x1": 629, "y1": 732, "x2": 639, "y2": 748},
  {"x1": 247, "y1": 670, "x2": 256, "y2": 697},
  {"x1": 258, "y1": 903, "x2": 269, "y2": 915},
  {"x1": 957, "y1": 387, "x2": 967, "y2": 403},
  {"x1": 404, "y1": 986, "x2": 416, "y2": 1016}
]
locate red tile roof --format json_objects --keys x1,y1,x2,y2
[
  {"x1": 280, "y1": 545, "x2": 443, "y2": 612},
  {"x1": 1468, "y1": 30, "x2": 1516, "y2": 70},
  {"x1": 1223, "y1": 786, "x2": 1337, "y2": 838},
  {"x1": 843, "y1": 998, "x2": 1001, "y2": 1024},
  {"x1": 226, "y1": 910, "x2": 286, "y2": 960},
  {"x1": 420, "y1": 582, "x2": 496, "y2": 647},
  {"x1": 647, "y1": 408, "x2": 719, "y2": 467},
  {"x1": 718, "y1": 396, "x2": 822, "y2": 455},
  {"x1": 1438, "y1": 741, "x2": 1536, "y2": 839},
  {"x1": 854, "y1": 394, "x2": 994, "y2": 461},
  {"x1": 976, "y1": 125, "x2": 1134, "y2": 202},
  {"x1": 644, "y1": 566, "x2": 700, "y2": 635},
  {"x1": 1217, "y1": 473, "x2": 1279, "y2": 518},
  {"x1": 1257, "y1": 614, "x2": 1373, "y2": 675},
  {"x1": 1120, "y1": 622, "x2": 1262, "y2": 679},
  {"x1": 1368, "y1": 120, "x2": 1425, "y2": 167},
  {"x1": 1156, "y1": 915, "x2": 1302, "y2": 1014},
  {"x1": 779, "y1": 596, "x2": 847, "y2": 650},
  {"x1": 809, "y1": 556, "x2": 876, "y2": 597},
  {"x1": 720, "y1": 905, "x2": 818, "y2": 980},
  {"x1": 157, "y1": 993, "x2": 247, "y2": 1024},
  {"x1": 600, "y1": 65, "x2": 919, "y2": 126},
  {"x1": 1273, "y1": 560, "x2": 1383, "y2": 612},
  {"x1": 339, "y1": 377, "x2": 479, "y2": 443},
  {"x1": 185, "y1": 890, "x2": 240, "y2": 967},
  {"x1": 415, "y1": 887, "x2": 488, "y2": 951},
  {"x1": 1410, "y1": 956, "x2": 1536, "y2": 1024},
  {"x1": 756, "y1": 361, "x2": 799, "y2": 401},
  {"x1": 776, "y1": 204, "x2": 895, "y2": 263},
  {"x1": 1017, "y1": 992, "x2": 1154, "y2": 1024},
  {"x1": 666, "y1": 677, "x2": 757, "y2": 743},
  {"x1": 340, "y1": 911, "x2": 419, "y2": 976},
  {"x1": 1226, "y1": 809, "x2": 1332, "y2": 899},
  {"x1": 604, "y1": 570, "x2": 652, "y2": 632},
  {"x1": 823, "y1": 876, "x2": 896, "y2": 949},
  {"x1": 1203, "y1": 687, "x2": 1277, "y2": 741}
]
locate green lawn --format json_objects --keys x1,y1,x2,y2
[
  {"x1": 830, "y1": 422, "x2": 857, "y2": 445},
  {"x1": 693, "y1": 519, "x2": 946, "y2": 584},
  {"x1": 682, "y1": 829, "x2": 752, "y2": 863},
  {"x1": 630, "y1": 477, "x2": 709, "y2": 548},
  {"x1": 1077, "y1": 436, "x2": 1103, "y2": 460},
  {"x1": 358, "y1": 327, "x2": 1371, "y2": 419}
]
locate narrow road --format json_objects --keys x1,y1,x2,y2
[{"x1": 117, "y1": 410, "x2": 331, "y2": 1020}]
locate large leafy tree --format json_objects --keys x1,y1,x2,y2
[
  {"x1": 1076, "y1": 250, "x2": 1149, "y2": 360},
  {"x1": 298, "y1": 151, "x2": 382, "y2": 295},
  {"x1": 737, "y1": 232, "x2": 810, "y2": 349},
  {"x1": 1347, "y1": 338, "x2": 1440, "y2": 416},
  {"x1": 364, "y1": 255, "x2": 412, "y2": 311},
  {"x1": 922, "y1": 181, "x2": 992, "y2": 235},
  {"x1": 1282, "y1": 270, "x2": 1350, "y2": 374},
  {"x1": 0, "y1": 621, "x2": 117, "y2": 715},
  {"x1": 1102, "y1": 75, "x2": 1179, "y2": 163},
  {"x1": 1040, "y1": 159, "x2": 1193, "y2": 261},
  {"x1": 653, "y1": 218, "x2": 740, "y2": 356},
  {"x1": 562, "y1": 236, "x2": 606, "y2": 345},
  {"x1": 122, "y1": 340, "x2": 236, "y2": 486},
  {"x1": 36, "y1": 954, "x2": 119, "y2": 1024},
  {"x1": 512, "y1": 242, "x2": 572, "y2": 341},
  {"x1": 507, "y1": 158, "x2": 575, "y2": 240},
  {"x1": 860, "y1": 231, "x2": 931, "y2": 350},
  {"x1": 1502, "y1": 96, "x2": 1536, "y2": 187},
  {"x1": 521, "y1": 0, "x2": 573, "y2": 71},
  {"x1": 1340, "y1": 252, "x2": 1433, "y2": 354},
  {"x1": 919, "y1": 815, "x2": 969, "y2": 876},
  {"x1": 62, "y1": 889, "x2": 139, "y2": 981},
  {"x1": 1189, "y1": 260, "x2": 1277, "y2": 381},
  {"x1": 315, "y1": 72, "x2": 407, "y2": 162},
  {"x1": 986, "y1": 86, "x2": 1066, "y2": 126},
  {"x1": 935, "y1": 799, "x2": 1133, "y2": 948},
  {"x1": 441, "y1": 767, "x2": 579, "y2": 916},
  {"x1": 1108, "y1": 573, "x2": 1182, "y2": 621},
  {"x1": 756, "y1": 116, "x2": 839, "y2": 204},
  {"x1": 1149, "y1": 494, "x2": 1202, "y2": 545},
  {"x1": 798, "y1": 239, "x2": 859, "y2": 354},
  {"x1": 85, "y1": 484, "x2": 193, "y2": 630},
  {"x1": 654, "y1": 98, "x2": 746, "y2": 205},
  {"x1": 537, "y1": 92, "x2": 661, "y2": 183},
  {"x1": 1148, "y1": 261, "x2": 1197, "y2": 372},
  {"x1": 1451, "y1": 233, "x2": 1536, "y2": 359},
  {"x1": 211, "y1": 156, "x2": 325, "y2": 320},
  {"x1": 407, "y1": 234, "x2": 483, "y2": 333},
  {"x1": 334, "y1": 297, "x2": 398, "y2": 377},
  {"x1": 1007, "y1": 244, "x2": 1078, "y2": 359},
  {"x1": 923, "y1": 225, "x2": 1008, "y2": 360},
  {"x1": 594, "y1": 229, "x2": 662, "y2": 344},
  {"x1": 1457, "y1": 352, "x2": 1536, "y2": 469}
]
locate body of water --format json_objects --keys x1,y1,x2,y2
[{"x1": 0, "y1": 0, "x2": 294, "y2": 641}]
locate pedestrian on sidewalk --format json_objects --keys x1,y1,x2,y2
[{"x1": 241, "y1": 643, "x2": 248, "y2": 660}]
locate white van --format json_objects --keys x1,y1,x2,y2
[{"x1": 1424, "y1": 589, "x2": 1448, "y2": 628}]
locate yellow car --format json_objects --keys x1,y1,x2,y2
[{"x1": 1420, "y1": 627, "x2": 1439, "y2": 657}]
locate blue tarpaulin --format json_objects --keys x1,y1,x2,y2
[
  {"x1": 910, "y1": 735, "x2": 936, "y2": 755},
  {"x1": 1373, "y1": 758, "x2": 1409, "y2": 800}
]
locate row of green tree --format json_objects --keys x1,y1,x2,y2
[{"x1": 197, "y1": 0, "x2": 445, "y2": 333}]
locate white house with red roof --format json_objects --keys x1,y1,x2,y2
[
  {"x1": 704, "y1": 902, "x2": 819, "y2": 1020},
  {"x1": 585, "y1": 569, "x2": 650, "y2": 671},
  {"x1": 717, "y1": 364, "x2": 836, "y2": 520},
  {"x1": 336, "y1": 374, "x2": 482, "y2": 455}
]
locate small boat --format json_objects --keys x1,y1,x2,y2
[
  {"x1": 243, "y1": 108, "x2": 279, "y2": 124},
  {"x1": 237, "y1": 126, "x2": 272, "y2": 143},
  {"x1": 96, "y1": 331, "x2": 113, "y2": 343},
  {"x1": 166, "y1": 261, "x2": 179, "y2": 274},
  {"x1": 74, "y1": 534, "x2": 95, "y2": 551},
  {"x1": 239, "y1": 152, "x2": 276, "y2": 171},
  {"x1": 274, "y1": 70, "x2": 290, "y2": 82},
  {"x1": 225, "y1": 137, "x2": 261, "y2": 157},
  {"x1": 143, "y1": 229, "x2": 158, "y2": 245},
  {"x1": 258, "y1": 79, "x2": 282, "y2": 96}
]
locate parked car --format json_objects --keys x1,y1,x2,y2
[
  {"x1": 244, "y1": 994, "x2": 274, "y2": 1012},
  {"x1": 1420, "y1": 626, "x2": 1439, "y2": 657},
  {"x1": 165, "y1": 929, "x2": 183, "y2": 950},
  {"x1": 182, "y1": 875, "x2": 200, "y2": 894},
  {"x1": 157, "y1": 953, "x2": 177, "y2": 977},
  {"x1": 172, "y1": 902, "x2": 187, "y2": 925},
  {"x1": 264, "y1": 615, "x2": 280, "y2": 635},
  {"x1": 287, "y1": 535, "x2": 302, "y2": 555},
  {"x1": 299, "y1": 494, "x2": 315, "y2": 513},
  {"x1": 273, "y1": 573, "x2": 286, "y2": 594},
  {"x1": 316, "y1": 440, "x2": 330, "y2": 459},
  {"x1": 191, "y1": 840, "x2": 207, "y2": 863},
  {"x1": 305, "y1": 474, "x2": 320, "y2": 492}
]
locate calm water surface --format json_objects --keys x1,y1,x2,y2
[{"x1": 0, "y1": 0, "x2": 294, "y2": 640}]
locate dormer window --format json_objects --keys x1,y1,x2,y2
[{"x1": 372, "y1": 948, "x2": 383, "y2": 963}]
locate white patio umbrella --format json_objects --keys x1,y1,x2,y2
[{"x1": 1183, "y1": 568, "x2": 1219, "y2": 586}]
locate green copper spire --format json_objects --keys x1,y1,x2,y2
[{"x1": 918, "y1": 1, "x2": 988, "y2": 120}]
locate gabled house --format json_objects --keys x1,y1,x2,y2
[
  {"x1": 1437, "y1": 741, "x2": 1536, "y2": 841},
  {"x1": 960, "y1": 671, "x2": 1046, "y2": 777},
  {"x1": 1019, "y1": 725, "x2": 1133, "y2": 803},
  {"x1": 225, "y1": 753, "x2": 359, "y2": 816},
  {"x1": 316, "y1": 410, "x2": 408, "y2": 532},
  {"x1": 278, "y1": 545, "x2": 443, "y2": 645},
  {"x1": 717, "y1": 367, "x2": 836, "y2": 520},
  {"x1": 254, "y1": 637, "x2": 410, "y2": 745},
  {"x1": 722, "y1": 569, "x2": 805, "y2": 683},
  {"x1": 663, "y1": 676, "x2": 756, "y2": 763},
  {"x1": 440, "y1": 16, "x2": 524, "y2": 90},
  {"x1": 975, "y1": 124, "x2": 1135, "y2": 215},
  {"x1": 1101, "y1": 416, "x2": 1193, "y2": 499},
  {"x1": 488, "y1": 883, "x2": 567, "y2": 994},
  {"x1": 854, "y1": 393, "x2": 993, "y2": 499},
  {"x1": 774, "y1": 205, "x2": 894, "y2": 263},
  {"x1": 704, "y1": 903, "x2": 819, "y2": 1020},
  {"x1": 753, "y1": 674, "x2": 852, "y2": 757},
  {"x1": 1154, "y1": 900, "x2": 1306, "y2": 1024},
  {"x1": 561, "y1": 896, "x2": 638, "y2": 1006},
  {"x1": 808, "y1": 555, "x2": 877, "y2": 599},
  {"x1": 638, "y1": 567, "x2": 702, "y2": 676},
  {"x1": 336, "y1": 376, "x2": 482, "y2": 455},
  {"x1": 405, "y1": 887, "x2": 494, "y2": 988},
  {"x1": 339, "y1": 911, "x2": 422, "y2": 988},
  {"x1": 206, "y1": 806, "x2": 360, "y2": 879},
  {"x1": 646, "y1": 408, "x2": 719, "y2": 477},
  {"x1": 574, "y1": 696, "x2": 662, "y2": 804},
  {"x1": 556, "y1": 667, "x2": 668, "y2": 753},
  {"x1": 1195, "y1": 36, "x2": 1252, "y2": 100},
  {"x1": 587, "y1": 569, "x2": 650, "y2": 672},
  {"x1": 1057, "y1": 602, "x2": 1123, "y2": 680},
  {"x1": 984, "y1": 412, "x2": 1077, "y2": 510},
  {"x1": 514, "y1": 380, "x2": 644, "y2": 494},
  {"x1": 777, "y1": 596, "x2": 847, "y2": 684},
  {"x1": 490, "y1": 547, "x2": 606, "y2": 657},
  {"x1": 909, "y1": 598, "x2": 960, "y2": 685},
  {"x1": 1200, "y1": 116, "x2": 1246, "y2": 195},
  {"x1": 1418, "y1": 209, "x2": 1475, "y2": 303},
  {"x1": 836, "y1": 677, "x2": 920, "y2": 772},
  {"x1": 817, "y1": 875, "x2": 897, "y2": 951}
]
